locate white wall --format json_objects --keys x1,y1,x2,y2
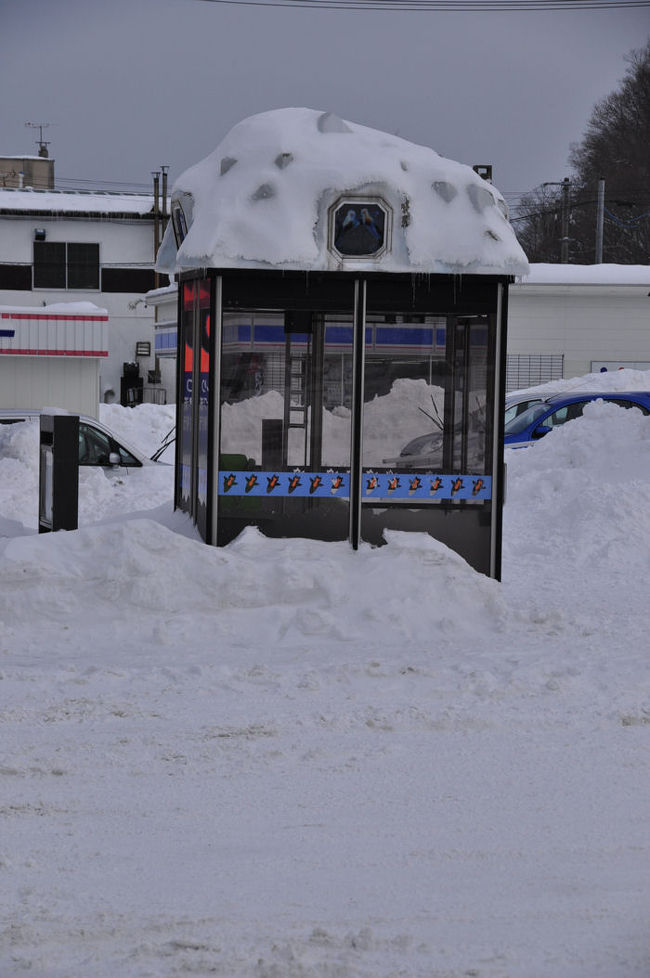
[
  {"x1": 508, "y1": 285, "x2": 650, "y2": 379},
  {"x1": 0, "y1": 214, "x2": 154, "y2": 263},
  {"x1": 0, "y1": 357, "x2": 100, "y2": 417}
]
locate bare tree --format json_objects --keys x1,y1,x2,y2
[{"x1": 515, "y1": 40, "x2": 650, "y2": 264}]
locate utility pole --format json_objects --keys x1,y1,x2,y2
[
  {"x1": 595, "y1": 178, "x2": 605, "y2": 264},
  {"x1": 560, "y1": 178, "x2": 570, "y2": 264},
  {"x1": 542, "y1": 179, "x2": 571, "y2": 263}
]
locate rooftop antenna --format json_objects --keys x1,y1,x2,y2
[{"x1": 25, "y1": 122, "x2": 52, "y2": 158}]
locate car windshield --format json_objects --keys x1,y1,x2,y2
[
  {"x1": 504, "y1": 402, "x2": 550, "y2": 436},
  {"x1": 504, "y1": 398, "x2": 542, "y2": 426}
]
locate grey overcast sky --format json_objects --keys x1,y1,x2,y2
[{"x1": 2, "y1": 0, "x2": 648, "y2": 209}]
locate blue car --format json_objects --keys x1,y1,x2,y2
[{"x1": 504, "y1": 391, "x2": 650, "y2": 447}]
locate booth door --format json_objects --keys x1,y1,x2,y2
[
  {"x1": 358, "y1": 305, "x2": 497, "y2": 577},
  {"x1": 176, "y1": 278, "x2": 212, "y2": 540},
  {"x1": 216, "y1": 308, "x2": 354, "y2": 545}
]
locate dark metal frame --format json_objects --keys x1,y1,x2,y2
[{"x1": 174, "y1": 268, "x2": 511, "y2": 578}]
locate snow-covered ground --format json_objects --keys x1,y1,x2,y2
[{"x1": 1, "y1": 372, "x2": 649, "y2": 978}]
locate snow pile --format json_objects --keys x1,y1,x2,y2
[
  {"x1": 508, "y1": 365, "x2": 650, "y2": 401},
  {"x1": 0, "y1": 300, "x2": 108, "y2": 316},
  {"x1": 0, "y1": 404, "x2": 175, "y2": 531},
  {"x1": 1, "y1": 378, "x2": 650, "y2": 977},
  {"x1": 157, "y1": 107, "x2": 528, "y2": 276},
  {"x1": 100, "y1": 400, "x2": 175, "y2": 456},
  {"x1": 504, "y1": 398, "x2": 650, "y2": 638}
]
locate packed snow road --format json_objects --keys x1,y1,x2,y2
[{"x1": 1, "y1": 379, "x2": 649, "y2": 977}]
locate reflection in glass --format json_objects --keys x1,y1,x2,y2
[
  {"x1": 361, "y1": 314, "x2": 448, "y2": 472},
  {"x1": 219, "y1": 312, "x2": 353, "y2": 469},
  {"x1": 217, "y1": 309, "x2": 354, "y2": 544},
  {"x1": 451, "y1": 318, "x2": 489, "y2": 473}
]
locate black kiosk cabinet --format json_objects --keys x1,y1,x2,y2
[
  {"x1": 156, "y1": 109, "x2": 529, "y2": 578},
  {"x1": 39, "y1": 414, "x2": 79, "y2": 533}
]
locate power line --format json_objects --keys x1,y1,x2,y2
[
  {"x1": 192, "y1": 0, "x2": 650, "y2": 10},
  {"x1": 55, "y1": 175, "x2": 153, "y2": 192}
]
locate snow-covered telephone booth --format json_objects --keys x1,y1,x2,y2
[{"x1": 156, "y1": 109, "x2": 528, "y2": 578}]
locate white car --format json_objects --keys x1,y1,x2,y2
[{"x1": 0, "y1": 409, "x2": 161, "y2": 469}]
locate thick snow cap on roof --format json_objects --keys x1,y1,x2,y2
[
  {"x1": 0, "y1": 187, "x2": 154, "y2": 216},
  {"x1": 157, "y1": 107, "x2": 529, "y2": 277}
]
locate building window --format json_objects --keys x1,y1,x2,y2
[
  {"x1": 67, "y1": 243, "x2": 100, "y2": 289},
  {"x1": 33, "y1": 242, "x2": 99, "y2": 289},
  {"x1": 33, "y1": 242, "x2": 65, "y2": 288},
  {"x1": 0, "y1": 264, "x2": 32, "y2": 290},
  {"x1": 101, "y1": 267, "x2": 156, "y2": 293}
]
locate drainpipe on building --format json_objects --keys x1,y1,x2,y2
[
  {"x1": 152, "y1": 170, "x2": 160, "y2": 289},
  {"x1": 161, "y1": 165, "x2": 169, "y2": 233}
]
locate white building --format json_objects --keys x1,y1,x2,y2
[
  {"x1": 507, "y1": 263, "x2": 650, "y2": 389},
  {"x1": 0, "y1": 301, "x2": 108, "y2": 418},
  {"x1": 0, "y1": 186, "x2": 166, "y2": 405}
]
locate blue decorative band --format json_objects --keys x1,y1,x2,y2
[{"x1": 217, "y1": 470, "x2": 491, "y2": 502}]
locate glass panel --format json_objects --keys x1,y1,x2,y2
[
  {"x1": 113, "y1": 443, "x2": 140, "y2": 467},
  {"x1": 217, "y1": 309, "x2": 352, "y2": 544},
  {"x1": 0, "y1": 264, "x2": 32, "y2": 290},
  {"x1": 450, "y1": 318, "x2": 490, "y2": 473},
  {"x1": 78, "y1": 423, "x2": 112, "y2": 465},
  {"x1": 33, "y1": 241, "x2": 65, "y2": 288},
  {"x1": 361, "y1": 313, "x2": 449, "y2": 476},
  {"x1": 360, "y1": 307, "x2": 495, "y2": 574},
  {"x1": 177, "y1": 281, "x2": 196, "y2": 512},
  {"x1": 67, "y1": 243, "x2": 99, "y2": 289},
  {"x1": 196, "y1": 280, "x2": 211, "y2": 533},
  {"x1": 171, "y1": 203, "x2": 188, "y2": 246},
  {"x1": 611, "y1": 398, "x2": 649, "y2": 415}
]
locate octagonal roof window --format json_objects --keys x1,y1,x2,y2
[{"x1": 330, "y1": 198, "x2": 389, "y2": 259}]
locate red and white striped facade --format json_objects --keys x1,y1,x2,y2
[{"x1": 0, "y1": 304, "x2": 108, "y2": 359}]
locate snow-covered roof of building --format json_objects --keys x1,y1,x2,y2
[
  {"x1": 156, "y1": 107, "x2": 529, "y2": 277},
  {"x1": 0, "y1": 155, "x2": 52, "y2": 161},
  {"x1": 0, "y1": 187, "x2": 154, "y2": 216},
  {"x1": 518, "y1": 263, "x2": 650, "y2": 286},
  {"x1": 0, "y1": 301, "x2": 108, "y2": 317}
]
